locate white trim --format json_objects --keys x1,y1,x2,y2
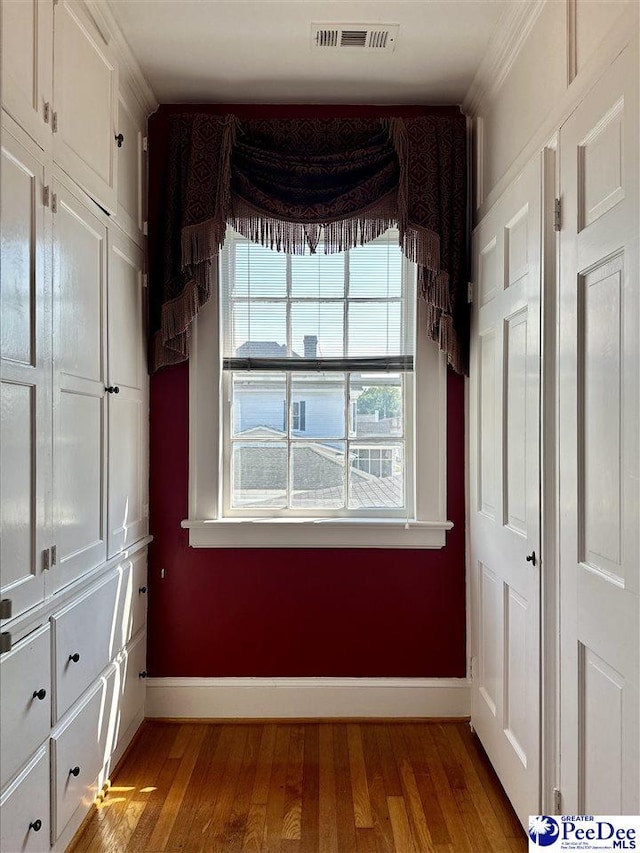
[
  {"x1": 181, "y1": 518, "x2": 452, "y2": 549},
  {"x1": 462, "y1": 0, "x2": 546, "y2": 116},
  {"x1": 145, "y1": 677, "x2": 471, "y2": 720}
]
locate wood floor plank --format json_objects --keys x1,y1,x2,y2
[
  {"x1": 147, "y1": 724, "x2": 208, "y2": 851},
  {"x1": 347, "y1": 724, "x2": 374, "y2": 829},
  {"x1": 69, "y1": 720, "x2": 527, "y2": 853},
  {"x1": 318, "y1": 725, "x2": 338, "y2": 853}
]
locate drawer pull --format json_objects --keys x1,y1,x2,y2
[
  {"x1": 69, "y1": 766, "x2": 81, "y2": 777},
  {"x1": 32, "y1": 688, "x2": 47, "y2": 701},
  {"x1": 29, "y1": 819, "x2": 43, "y2": 832},
  {"x1": 68, "y1": 653, "x2": 80, "y2": 663},
  {"x1": 139, "y1": 670, "x2": 148, "y2": 679},
  {"x1": 139, "y1": 586, "x2": 147, "y2": 594}
]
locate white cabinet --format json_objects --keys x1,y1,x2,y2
[
  {"x1": 51, "y1": 173, "x2": 108, "y2": 593},
  {"x1": 116, "y1": 89, "x2": 145, "y2": 243},
  {"x1": 52, "y1": 0, "x2": 118, "y2": 213},
  {"x1": 0, "y1": 746, "x2": 50, "y2": 853},
  {"x1": 0, "y1": 624, "x2": 51, "y2": 790},
  {"x1": 107, "y1": 229, "x2": 148, "y2": 558},
  {"x1": 1, "y1": 0, "x2": 54, "y2": 152},
  {"x1": 115, "y1": 631, "x2": 147, "y2": 747},
  {"x1": 0, "y1": 119, "x2": 52, "y2": 621}
]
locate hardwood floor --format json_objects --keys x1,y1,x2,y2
[{"x1": 68, "y1": 721, "x2": 527, "y2": 853}]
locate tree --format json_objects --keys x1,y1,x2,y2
[{"x1": 357, "y1": 386, "x2": 401, "y2": 418}]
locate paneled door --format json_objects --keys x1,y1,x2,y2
[
  {"x1": 0, "y1": 120, "x2": 52, "y2": 620},
  {"x1": 106, "y1": 228, "x2": 148, "y2": 558},
  {"x1": 558, "y1": 37, "x2": 639, "y2": 814},
  {"x1": 469, "y1": 155, "x2": 542, "y2": 826},
  {"x1": 1, "y1": 0, "x2": 53, "y2": 151},
  {"x1": 51, "y1": 173, "x2": 107, "y2": 593}
]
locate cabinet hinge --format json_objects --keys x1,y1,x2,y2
[
  {"x1": 42, "y1": 548, "x2": 51, "y2": 571},
  {"x1": 0, "y1": 599, "x2": 13, "y2": 620},
  {"x1": 142, "y1": 136, "x2": 148, "y2": 153},
  {"x1": 469, "y1": 657, "x2": 474, "y2": 679},
  {"x1": 142, "y1": 221, "x2": 148, "y2": 236},
  {"x1": 51, "y1": 545, "x2": 57, "y2": 566},
  {"x1": 554, "y1": 198, "x2": 561, "y2": 232},
  {"x1": 467, "y1": 282, "x2": 473, "y2": 304},
  {"x1": 0, "y1": 632, "x2": 12, "y2": 654},
  {"x1": 142, "y1": 273, "x2": 148, "y2": 289},
  {"x1": 52, "y1": 111, "x2": 58, "y2": 133},
  {"x1": 552, "y1": 787, "x2": 562, "y2": 815},
  {"x1": 52, "y1": 193, "x2": 58, "y2": 214},
  {"x1": 44, "y1": 102, "x2": 51, "y2": 124},
  {"x1": 43, "y1": 185, "x2": 50, "y2": 208}
]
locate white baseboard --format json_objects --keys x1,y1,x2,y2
[{"x1": 145, "y1": 677, "x2": 470, "y2": 719}]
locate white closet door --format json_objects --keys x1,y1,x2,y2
[
  {"x1": 469, "y1": 155, "x2": 542, "y2": 826},
  {"x1": 0, "y1": 121, "x2": 52, "y2": 619},
  {"x1": 1, "y1": 0, "x2": 53, "y2": 151},
  {"x1": 51, "y1": 174, "x2": 107, "y2": 593},
  {"x1": 53, "y1": 0, "x2": 118, "y2": 213},
  {"x1": 107, "y1": 229, "x2": 148, "y2": 558},
  {"x1": 558, "y1": 37, "x2": 639, "y2": 814}
]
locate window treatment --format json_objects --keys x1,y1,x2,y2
[{"x1": 149, "y1": 111, "x2": 468, "y2": 374}]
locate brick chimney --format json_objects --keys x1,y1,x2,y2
[{"x1": 303, "y1": 335, "x2": 318, "y2": 358}]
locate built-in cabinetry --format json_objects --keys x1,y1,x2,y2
[{"x1": 0, "y1": 0, "x2": 154, "y2": 848}]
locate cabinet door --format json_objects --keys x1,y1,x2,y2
[
  {"x1": 53, "y1": 0, "x2": 118, "y2": 212},
  {"x1": 0, "y1": 745, "x2": 50, "y2": 853},
  {"x1": 107, "y1": 230, "x2": 148, "y2": 558},
  {"x1": 115, "y1": 88, "x2": 145, "y2": 245},
  {"x1": 51, "y1": 175, "x2": 107, "y2": 593},
  {"x1": 1, "y1": 0, "x2": 53, "y2": 151},
  {"x1": 0, "y1": 121, "x2": 51, "y2": 620}
]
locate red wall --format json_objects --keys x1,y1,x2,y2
[
  {"x1": 146, "y1": 104, "x2": 467, "y2": 678},
  {"x1": 147, "y1": 364, "x2": 466, "y2": 677}
]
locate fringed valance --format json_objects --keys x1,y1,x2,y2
[{"x1": 149, "y1": 111, "x2": 468, "y2": 374}]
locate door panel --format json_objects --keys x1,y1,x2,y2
[
  {"x1": 559, "y1": 39, "x2": 639, "y2": 813},
  {"x1": 107, "y1": 231, "x2": 148, "y2": 558},
  {"x1": 470, "y1": 155, "x2": 542, "y2": 826},
  {"x1": 115, "y1": 90, "x2": 145, "y2": 244},
  {"x1": 0, "y1": 124, "x2": 51, "y2": 619},
  {"x1": 1, "y1": 0, "x2": 53, "y2": 151},
  {"x1": 52, "y1": 177, "x2": 107, "y2": 593},
  {"x1": 53, "y1": 0, "x2": 118, "y2": 212}
]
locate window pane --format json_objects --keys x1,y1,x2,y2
[
  {"x1": 291, "y1": 251, "x2": 344, "y2": 298},
  {"x1": 350, "y1": 373, "x2": 403, "y2": 437},
  {"x1": 349, "y1": 239, "x2": 402, "y2": 298},
  {"x1": 348, "y1": 301, "x2": 402, "y2": 356},
  {"x1": 234, "y1": 242, "x2": 287, "y2": 297},
  {"x1": 291, "y1": 302, "x2": 344, "y2": 358},
  {"x1": 232, "y1": 442, "x2": 287, "y2": 508},
  {"x1": 291, "y1": 374, "x2": 345, "y2": 438},
  {"x1": 232, "y1": 372, "x2": 286, "y2": 437},
  {"x1": 232, "y1": 301, "x2": 287, "y2": 357},
  {"x1": 349, "y1": 443, "x2": 404, "y2": 509},
  {"x1": 291, "y1": 442, "x2": 345, "y2": 508}
]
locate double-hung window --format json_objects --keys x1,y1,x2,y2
[{"x1": 185, "y1": 227, "x2": 451, "y2": 548}]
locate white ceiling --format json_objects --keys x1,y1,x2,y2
[{"x1": 107, "y1": 0, "x2": 507, "y2": 104}]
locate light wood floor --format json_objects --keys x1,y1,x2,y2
[{"x1": 69, "y1": 720, "x2": 527, "y2": 853}]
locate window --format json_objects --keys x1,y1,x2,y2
[{"x1": 185, "y1": 227, "x2": 451, "y2": 548}]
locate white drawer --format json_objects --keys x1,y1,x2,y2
[
  {"x1": 51, "y1": 666, "x2": 117, "y2": 841},
  {"x1": 0, "y1": 745, "x2": 50, "y2": 853},
  {"x1": 52, "y1": 571, "x2": 119, "y2": 720},
  {"x1": 112, "y1": 551, "x2": 148, "y2": 654},
  {"x1": 116, "y1": 631, "x2": 146, "y2": 745},
  {"x1": 0, "y1": 624, "x2": 51, "y2": 789}
]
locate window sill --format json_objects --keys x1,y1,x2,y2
[{"x1": 181, "y1": 518, "x2": 453, "y2": 549}]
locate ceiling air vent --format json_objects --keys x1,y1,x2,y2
[{"x1": 311, "y1": 24, "x2": 399, "y2": 52}]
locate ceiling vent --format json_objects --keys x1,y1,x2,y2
[{"x1": 311, "y1": 24, "x2": 399, "y2": 52}]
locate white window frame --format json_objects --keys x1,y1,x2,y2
[{"x1": 182, "y1": 242, "x2": 452, "y2": 549}]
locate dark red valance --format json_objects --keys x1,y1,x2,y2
[{"x1": 149, "y1": 110, "x2": 468, "y2": 374}]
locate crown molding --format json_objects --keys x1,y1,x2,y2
[
  {"x1": 462, "y1": 0, "x2": 547, "y2": 116},
  {"x1": 83, "y1": 0, "x2": 158, "y2": 117}
]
